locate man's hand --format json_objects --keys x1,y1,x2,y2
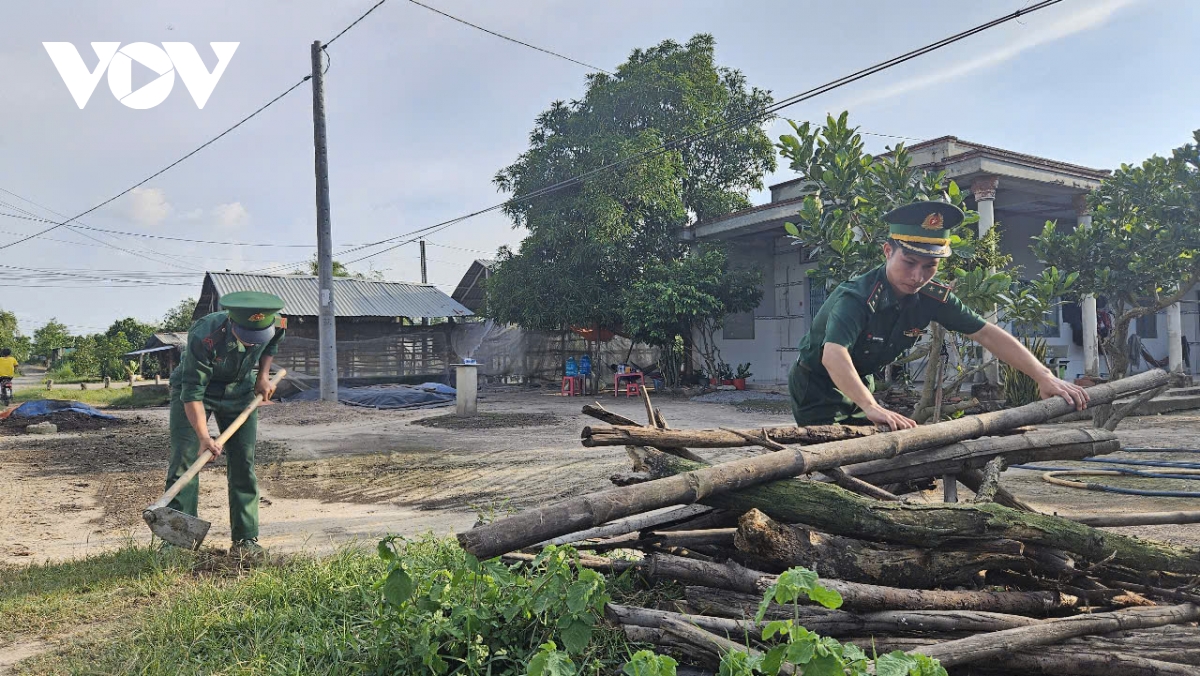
[
  {"x1": 200, "y1": 435, "x2": 224, "y2": 459},
  {"x1": 865, "y1": 403, "x2": 918, "y2": 431},
  {"x1": 1037, "y1": 374, "x2": 1090, "y2": 410},
  {"x1": 254, "y1": 374, "x2": 275, "y2": 402}
]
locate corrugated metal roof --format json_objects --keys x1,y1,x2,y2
[{"x1": 206, "y1": 272, "x2": 474, "y2": 319}]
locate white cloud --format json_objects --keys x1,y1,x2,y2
[
  {"x1": 125, "y1": 187, "x2": 171, "y2": 226},
  {"x1": 213, "y1": 202, "x2": 250, "y2": 227},
  {"x1": 838, "y1": 0, "x2": 1141, "y2": 109}
]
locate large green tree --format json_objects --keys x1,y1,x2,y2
[
  {"x1": 32, "y1": 319, "x2": 72, "y2": 363},
  {"x1": 486, "y1": 34, "x2": 776, "y2": 336},
  {"x1": 0, "y1": 309, "x2": 30, "y2": 362},
  {"x1": 161, "y1": 298, "x2": 198, "y2": 333},
  {"x1": 1035, "y1": 130, "x2": 1200, "y2": 378},
  {"x1": 106, "y1": 317, "x2": 156, "y2": 352},
  {"x1": 621, "y1": 246, "x2": 762, "y2": 386}
]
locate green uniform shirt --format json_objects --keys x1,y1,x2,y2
[
  {"x1": 170, "y1": 311, "x2": 285, "y2": 406},
  {"x1": 789, "y1": 264, "x2": 986, "y2": 425}
]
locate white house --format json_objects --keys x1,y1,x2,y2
[{"x1": 692, "y1": 136, "x2": 1198, "y2": 386}]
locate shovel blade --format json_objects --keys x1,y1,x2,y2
[{"x1": 143, "y1": 506, "x2": 211, "y2": 550}]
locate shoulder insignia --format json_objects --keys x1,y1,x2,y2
[
  {"x1": 919, "y1": 279, "x2": 951, "y2": 303},
  {"x1": 278, "y1": 317, "x2": 288, "y2": 330},
  {"x1": 200, "y1": 322, "x2": 228, "y2": 351},
  {"x1": 865, "y1": 281, "x2": 885, "y2": 313}
]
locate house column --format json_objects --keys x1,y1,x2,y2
[
  {"x1": 971, "y1": 176, "x2": 1000, "y2": 384},
  {"x1": 1074, "y1": 194, "x2": 1100, "y2": 378},
  {"x1": 1168, "y1": 302, "x2": 1183, "y2": 372}
]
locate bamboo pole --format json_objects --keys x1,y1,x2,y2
[
  {"x1": 912, "y1": 603, "x2": 1200, "y2": 667},
  {"x1": 460, "y1": 370, "x2": 1169, "y2": 558}
]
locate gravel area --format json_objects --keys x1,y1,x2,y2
[
  {"x1": 410, "y1": 412, "x2": 563, "y2": 430},
  {"x1": 690, "y1": 390, "x2": 788, "y2": 405},
  {"x1": 258, "y1": 400, "x2": 373, "y2": 426}
]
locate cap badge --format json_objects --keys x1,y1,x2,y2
[
  {"x1": 921, "y1": 213, "x2": 944, "y2": 230},
  {"x1": 248, "y1": 312, "x2": 266, "y2": 322}
]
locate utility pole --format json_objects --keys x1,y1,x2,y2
[
  {"x1": 311, "y1": 40, "x2": 337, "y2": 402},
  {"x1": 419, "y1": 239, "x2": 428, "y2": 284},
  {"x1": 419, "y1": 239, "x2": 428, "y2": 326}
]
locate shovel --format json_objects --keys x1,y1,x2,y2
[{"x1": 143, "y1": 368, "x2": 287, "y2": 550}]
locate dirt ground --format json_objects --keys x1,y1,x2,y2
[{"x1": 2, "y1": 387, "x2": 1199, "y2": 566}]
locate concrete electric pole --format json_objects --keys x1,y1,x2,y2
[{"x1": 311, "y1": 40, "x2": 338, "y2": 402}]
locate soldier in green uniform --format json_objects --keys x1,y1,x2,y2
[
  {"x1": 166, "y1": 291, "x2": 286, "y2": 557},
  {"x1": 789, "y1": 201, "x2": 1088, "y2": 431}
]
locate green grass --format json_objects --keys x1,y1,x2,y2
[
  {"x1": 13, "y1": 385, "x2": 170, "y2": 408},
  {"x1": 10, "y1": 538, "x2": 645, "y2": 676},
  {"x1": 1, "y1": 543, "x2": 194, "y2": 646}
]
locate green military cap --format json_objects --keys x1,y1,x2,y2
[
  {"x1": 883, "y1": 201, "x2": 965, "y2": 259},
  {"x1": 220, "y1": 291, "x2": 285, "y2": 344}
]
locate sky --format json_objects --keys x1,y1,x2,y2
[{"x1": 2, "y1": 0, "x2": 1196, "y2": 336}]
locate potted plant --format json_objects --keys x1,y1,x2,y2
[
  {"x1": 733, "y1": 363, "x2": 752, "y2": 390},
  {"x1": 718, "y1": 362, "x2": 735, "y2": 386}
]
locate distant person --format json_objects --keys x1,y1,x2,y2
[
  {"x1": 788, "y1": 201, "x2": 1089, "y2": 431},
  {"x1": 0, "y1": 348, "x2": 18, "y2": 404},
  {"x1": 165, "y1": 292, "x2": 286, "y2": 558}
]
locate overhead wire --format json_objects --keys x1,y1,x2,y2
[
  {"x1": 0, "y1": 0, "x2": 395, "y2": 257},
  {"x1": 340, "y1": 0, "x2": 1066, "y2": 268}
]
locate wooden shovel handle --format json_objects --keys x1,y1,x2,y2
[{"x1": 149, "y1": 369, "x2": 287, "y2": 510}]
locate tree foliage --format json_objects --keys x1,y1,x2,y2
[
  {"x1": 1035, "y1": 129, "x2": 1200, "y2": 377},
  {"x1": 486, "y1": 34, "x2": 775, "y2": 339},
  {"x1": 621, "y1": 245, "x2": 762, "y2": 384},
  {"x1": 296, "y1": 256, "x2": 384, "y2": 280},
  {"x1": 32, "y1": 318, "x2": 72, "y2": 362},
  {"x1": 107, "y1": 317, "x2": 156, "y2": 352},
  {"x1": 161, "y1": 298, "x2": 198, "y2": 333},
  {"x1": 0, "y1": 309, "x2": 31, "y2": 362}
]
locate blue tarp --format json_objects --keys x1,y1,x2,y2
[
  {"x1": 285, "y1": 383, "x2": 456, "y2": 410},
  {"x1": 10, "y1": 400, "x2": 118, "y2": 420}
]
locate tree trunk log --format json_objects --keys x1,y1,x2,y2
[
  {"x1": 580, "y1": 402, "x2": 707, "y2": 462},
  {"x1": 459, "y1": 370, "x2": 1170, "y2": 558},
  {"x1": 533, "y1": 504, "x2": 711, "y2": 547},
  {"x1": 912, "y1": 603, "x2": 1200, "y2": 667},
  {"x1": 649, "y1": 528, "x2": 737, "y2": 549},
  {"x1": 626, "y1": 447, "x2": 1200, "y2": 576},
  {"x1": 960, "y1": 467, "x2": 1038, "y2": 512},
  {"x1": 660, "y1": 617, "x2": 793, "y2": 674},
  {"x1": 734, "y1": 509, "x2": 1028, "y2": 587},
  {"x1": 1072, "y1": 511, "x2": 1200, "y2": 527},
  {"x1": 646, "y1": 552, "x2": 1077, "y2": 613},
  {"x1": 972, "y1": 457, "x2": 1006, "y2": 503},
  {"x1": 982, "y1": 651, "x2": 1197, "y2": 676},
  {"x1": 683, "y1": 586, "x2": 1046, "y2": 635},
  {"x1": 581, "y1": 423, "x2": 876, "y2": 449},
  {"x1": 839, "y1": 427, "x2": 1118, "y2": 486}
]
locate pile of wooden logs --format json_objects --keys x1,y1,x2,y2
[{"x1": 460, "y1": 369, "x2": 1200, "y2": 675}]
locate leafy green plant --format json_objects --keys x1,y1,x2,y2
[
  {"x1": 708, "y1": 566, "x2": 948, "y2": 676},
  {"x1": 376, "y1": 538, "x2": 613, "y2": 674},
  {"x1": 623, "y1": 650, "x2": 679, "y2": 675},
  {"x1": 735, "y1": 363, "x2": 752, "y2": 379},
  {"x1": 717, "y1": 362, "x2": 735, "y2": 381},
  {"x1": 1002, "y1": 337, "x2": 1048, "y2": 407}
]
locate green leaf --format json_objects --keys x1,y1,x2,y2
[
  {"x1": 560, "y1": 618, "x2": 593, "y2": 655},
  {"x1": 383, "y1": 567, "x2": 414, "y2": 607},
  {"x1": 801, "y1": 653, "x2": 844, "y2": 676},
  {"x1": 762, "y1": 620, "x2": 790, "y2": 640},
  {"x1": 806, "y1": 585, "x2": 844, "y2": 610},
  {"x1": 784, "y1": 221, "x2": 800, "y2": 237},
  {"x1": 875, "y1": 652, "x2": 919, "y2": 676},
  {"x1": 565, "y1": 580, "x2": 591, "y2": 614},
  {"x1": 947, "y1": 180, "x2": 961, "y2": 200},
  {"x1": 376, "y1": 539, "x2": 395, "y2": 561}
]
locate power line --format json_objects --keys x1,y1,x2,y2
[
  {"x1": 406, "y1": 0, "x2": 923, "y2": 143},
  {"x1": 342, "y1": 0, "x2": 1065, "y2": 267},
  {"x1": 406, "y1": 0, "x2": 610, "y2": 74},
  {"x1": 0, "y1": 2, "x2": 395, "y2": 257},
  {"x1": 0, "y1": 77, "x2": 314, "y2": 253}
]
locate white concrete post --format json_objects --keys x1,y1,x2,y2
[
  {"x1": 1168, "y1": 302, "x2": 1183, "y2": 372},
  {"x1": 1082, "y1": 294, "x2": 1100, "y2": 377},
  {"x1": 972, "y1": 176, "x2": 1000, "y2": 384},
  {"x1": 455, "y1": 363, "x2": 478, "y2": 415},
  {"x1": 1075, "y1": 195, "x2": 1099, "y2": 378}
]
